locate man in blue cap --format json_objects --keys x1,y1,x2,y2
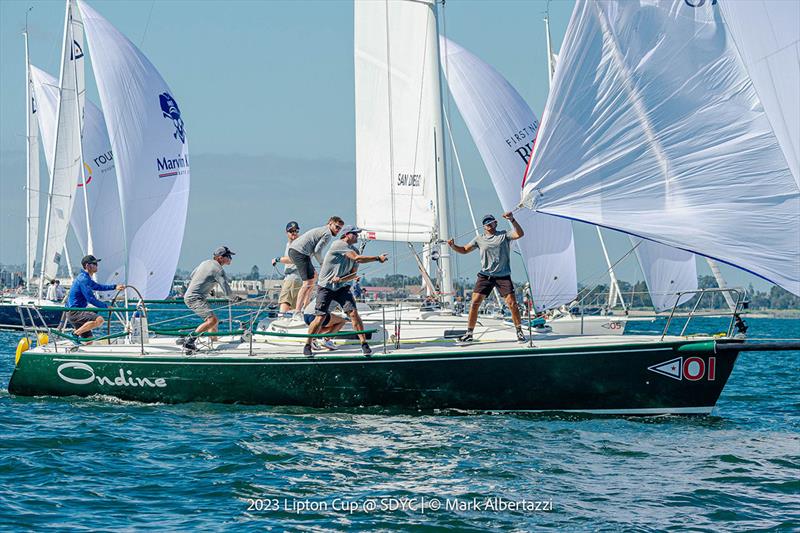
[
  {"x1": 448, "y1": 211, "x2": 526, "y2": 343},
  {"x1": 66, "y1": 254, "x2": 125, "y2": 342},
  {"x1": 304, "y1": 225, "x2": 388, "y2": 357},
  {"x1": 272, "y1": 221, "x2": 303, "y2": 315}
]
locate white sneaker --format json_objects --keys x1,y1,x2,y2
[
  {"x1": 311, "y1": 340, "x2": 324, "y2": 351},
  {"x1": 291, "y1": 312, "x2": 305, "y2": 323},
  {"x1": 322, "y1": 338, "x2": 337, "y2": 351}
]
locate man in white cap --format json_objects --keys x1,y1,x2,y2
[
  {"x1": 181, "y1": 246, "x2": 239, "y2": 353},
  {"x1": 304, "y1": 225, "x2": 388, "y2": 357},
  {"x1": 448, "y1": 212, "x2": 526, "y2": 343}
]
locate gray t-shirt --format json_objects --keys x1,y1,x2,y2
[
  {"x1": 283, "y1": 242, "x2": 300, "y2": 281},
  {"x1": 289, "y1": 225, "x2": 334, "y2": 263},
  {"x1": 317, "y1": 239, "x2": 358, "y2": 290},
  {"x1": 468, "y1": 230, "x2": 512, "y2": 277},
  {"x1": 185, "y1": 259, "x2": 233, "y2": 300}
]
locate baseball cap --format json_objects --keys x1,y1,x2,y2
[
  {"x1": 481, "y1": 214, "x2": 497, "y2": 225},
  {"x1": 213, "y1": 246, "x2": 235, "y2": 258},
  {"x1": 339, "y1": 225, "x2": 363, "y2": 237},
  {"x1": 81, "y1": 254, "x2": 101, "y2": 266},
  {"x1": 286, "y1": 221, "x2": 300, "y2": 232}
]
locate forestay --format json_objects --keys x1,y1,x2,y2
[
  {"x1": 522, "y1": 0, "x2": 800, "y2": 295},
  {"x1": 30, "y1": 66, "x2": 125, "y2": 287},
  {"x1": 440, "y1": 37, "x2": 577, "y2": 310},
  {"x1": 354, "y1": 0, "x2": 441, "y2": 242},
  {"x1": 40, "y1": 0, "x2": 86, "y2": 282},
  {"x1": 79, "y1": 0, "x2": 190, "y2": 298}
]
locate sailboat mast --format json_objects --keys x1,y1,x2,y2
[
  {"x1": 68, "y1": 2, "x2": 94, "y2": 255},
  {"x1": 38, "y1": 0, "x2": 72, "y2": 297},
  {"x1": 24, "y1": 27, "x2": 33, "y2": 286},
  {"x1": 432, "y1": 0, "x2": 453, "y2": 305},
  {"x1": 544, "y1": 11, "x2": 555, "y2": 86}
]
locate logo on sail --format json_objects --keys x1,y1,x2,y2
[
  {"x1": 684, "y1": 0, "x2": 717, "y2": 7},
  {"x1": 77, "y1": 162, "x2": 93, "y2": 187},
  {"x1": 159, "y1": 92, "x2": 186, "y2": 144},
  {"x1": 70, "y1": 40, "x2": 83, "y2": 60}
]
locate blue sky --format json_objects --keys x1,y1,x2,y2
[{"x1": 0, "y1": 0, "x2": 772, "y2": 291}]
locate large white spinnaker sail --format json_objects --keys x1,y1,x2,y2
[
  {"x1": 39, "y1": 0, "x2": 86, "y2": 285},
  {"x1": 30, "y1": 66, "x2": 125, "y2": 286},
  {"x1": 522, "y1": 0, "x2": 800, "y2": 296},
  {"x1": 78, "y1": 0, "x2": 190, "y2": 298},
  {"x1": 440, "y1": 36, "x2": 577, "y2": 311},
  {"x1": 24, "y1": 32, "x2": 39, "y2": 285},
  {"x1": 354, "y1": 0, "x2": 441, "y2": 243},
  {"x1": 720, "y1": 0, "x2": 799, "y2": 188}
]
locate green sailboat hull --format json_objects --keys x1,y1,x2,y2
[{"x1": 8, "y1": 340, "x2": 737, "y2": 414}]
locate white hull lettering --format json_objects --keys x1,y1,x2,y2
[{"x1": 57, "y1": 362, "x2": 167, "y2": 388}]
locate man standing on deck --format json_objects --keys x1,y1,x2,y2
[
  {"x1": 66, "y1": 255, "x2": 125, "y2": 343},
  {"x1": 288, "y1": 216, "x2": 344, "y2": 320},
  {"x1": 304, "y1": 225, "x2": 388, "y2": 357},
  {"x1": 46, "y1": 279, "x2": 65, "y2": 302},
  {"x1": 181, "y1": 246, "x2": 239, "y2": 353},
  {"x1": 448, "y1": 212, "x2": 526, "y2": 343},
  {"x1": 271, "y1": 221, "x2": 303, "y2": 316}
]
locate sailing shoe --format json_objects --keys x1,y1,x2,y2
[
  {"x1": 322, "y1": 338, "x2": 337, "y2": 351},
  {"x1": 183, "y1": 336, "x2": 198, "y2": 353},
  {"x1": 458, "y1": 332, "x2": 474, "y2": 343},
  {"x1": 311, "y1": 340, "x2": 324, "y2": 351},
  {"x1": 516, "y1": 328, "x2": 527, "y2": 344},
  {"x1": 303, "y1": 343, "x2": 314, "y2": 357},
  {"x1": 361, "y1": 342, "x2": 373, "y2": 357}
]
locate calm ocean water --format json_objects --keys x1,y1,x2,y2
[{"x1": 1, "y1": 316, "x2": 798, "y2": 530}]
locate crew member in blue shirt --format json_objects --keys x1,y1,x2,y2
[{"x1": 67, "y1": 255, "x2": 125, "y2": 341}]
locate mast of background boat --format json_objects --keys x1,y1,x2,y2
[
  {"x1": 705, "y1": 259, "x2": 736, "y2": 311},
  {"x1": 545, "y1": 7, "x2": 627, "y2": 312},
  {"x1": 68, "y1": 1, "x2": 94, "y2": 255},
  {"x1": 432, "y1": 0, "x2": 453, "y2": 305},
  {"x1": 38, "y1": 0, "x2": 70, "y2": 298},
  {"x1": 23, "y1": 10, "x2": 36, "y2": 289}
]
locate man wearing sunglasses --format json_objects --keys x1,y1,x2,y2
[
  {"x1": 448, "y1": 211, "x2": 526, "y2": 344},
  {"x1": 287, "y1": 216, "x2": 345, "y2": 320},
  {"x1": 66, "y1": 254, "x2": 125, "y2": 343},
  {"x1": 272, "y1": 221, "x2": 303, "y2": 315}
]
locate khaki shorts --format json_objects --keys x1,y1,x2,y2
[
  {"x1": 278, "y1": 278, "x2": 303, "y2": 307},
  {"x1": 184, "y1": 296, "x2": 214, "y2": 319}
]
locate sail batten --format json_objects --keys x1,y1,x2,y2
[{"x1": 522, "y1": 0, "x2": 800, "y2": 296}]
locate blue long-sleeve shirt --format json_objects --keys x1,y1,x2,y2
[{"x1": 67, "y1": 270, "x2": 116, "y2": 309}]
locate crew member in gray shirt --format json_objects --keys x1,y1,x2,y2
[
  {"x1": 304, "y1": 225, "x2": 388, "y2": 357},
  {"x1": 287, "y1": 216, "x2": 344, "y2": 320},
  {"x1": 448, "y1": 212, "x2": 526, "y2": 343},
  {"x1": 181, "y1": 246, "x2": 239, "y2": 353},
  {"x1": 272, "y1": 221, "x2": 303, "y2": 315}
]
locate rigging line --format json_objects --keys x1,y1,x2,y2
[{"x1": 139, "y1": 0, "x2": 156, "y2": 47}]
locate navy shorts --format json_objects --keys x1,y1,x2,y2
[
  {"x1": 473, "y1": 273, "x2": 515, "y2": 297},
  {"x1": 315, "y1": 286, "x2": 357, "y2": 317}
]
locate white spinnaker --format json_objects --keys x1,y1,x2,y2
[
  {"x1": 355, "y1": 0, "x2": 440, "y2": 242},
  {"x1": 522, "y1": 0, "x2": 800, "y2": 296},
  {"x1": 25, "y1": 45, "x2": 40, "y2": 284},
  {"x1": 39, "y1": 0, "x2": 85, "y2": 282},
  {"x1": 720, "y1": 0, "x2": 799, "y2": 188},
  {"x1": 30, "y1": 66, "x2": 125, "y2": 286},
  {"x1": 78, "y1": 0, "x2": 190, "y2": 298},
  {"x1": 440, "y1": 37, "x2": 577, "y2": 310},
  {"x1": 632, "y1": 238, "x2": 696, "y2": 312}
]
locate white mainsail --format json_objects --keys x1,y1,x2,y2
[
  {"x1": 439, "y1": 36, "x2": 577, "y2": 311},
  {"x1": 78, "y1": 0, "x2": 190, "y2": 299},
  {"x1": 720, "y1": 0, "x2": 799, "y2": 188},
  {"x1": 39, "y1": 0, "x2": 86, "y2": 285},
  {"x1": 30, "y1": 66, "x2": 125, "y2": 286},
  {"x1": 522, "y1": 0, "x2": 800, "y2": 296},
  {"x1": 24, "y1": 32, "x2": 39, "y2": 284},
  {"x1": 354, "y1": 0, "x2": 442, "y2": 243}
]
